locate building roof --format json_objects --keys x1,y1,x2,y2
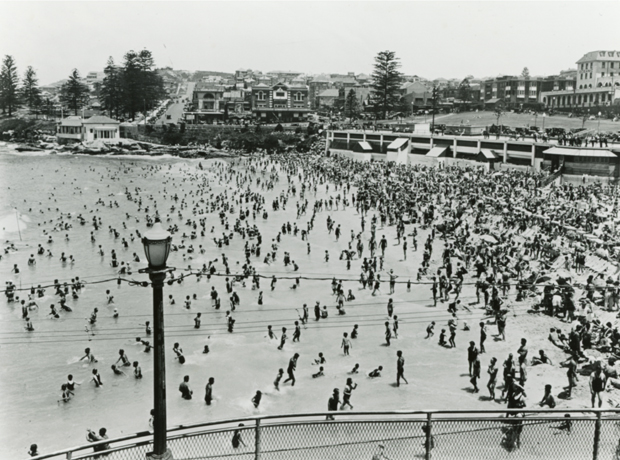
[
  {"x1": 387, "y1": 138, "x2": 408, "y2": 150},
  {"x1": 479, "y1": 149, "x2": 498, "y2": 160},
  {"x1": 194, "y1": 83, "x2": 226, "y2": 92},
  {"x1": 253, "y1": 83, "x2": 269, "y2": 88},
  {"x1": 312, "y1": 74, "x2": 332, "y2": 83},
  {"x1": 287, "y1": 84, "x2": 308, "y2": 90},
  {"x1": 544, "y1": 146, "x2": 618, "y2": 158},
  {"x1": 426, "y1": 146, "x2": 449, "y2": 158},
  {"x1": 83, "y1": 115, "x2": 120, "y2": 125},
  {"x1": 577, "y1": 50, "x2": 620, "y2": 64},
  {"x1": 318, "y1": 89, "x2": 339, "y2": 98},
  {"x1": 358, "y1": 141, "x2": 372, "y2": 151},
  {"x1": 59, "y1": 116, "x2": 83, "y2": 127}
]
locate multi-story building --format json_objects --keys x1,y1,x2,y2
[
  {"x1": 401, "y1": 81, "x2": 432, "y2": 108},
  {"x1": 252, "y1": 82, "x2": 310, "y2": 123},
  {"x1": 85, "y1": 71, "x2": 105, "y2": 91},
  {"x1": 481, "y1": 76, "x2": 545, "y2": 109},
  {"x1": 540, "y1": 51, "x2": 620, "y2": 110},
  {"x1": 308, "y1": 75, "x2": 333, "y2": 109},
  {"x1": 222, "y1": 85, "x2": 252, "y2": 120},
  {"x1": 316, "y1": 89, "x2": 340, "y2": 108},
  {"x1": 188, "y1": 83, "x2": 226, "y2": 123}
]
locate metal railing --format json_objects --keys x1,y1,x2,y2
[{"x1": 28, "y1": 409, "x2": 620, "y2": 460}]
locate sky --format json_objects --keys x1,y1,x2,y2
[{"x1": 1, "y1": 1, "x2": 619, "y2": 85}]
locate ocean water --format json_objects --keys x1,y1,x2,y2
[{"x1": 0, "y1": 145, "x2": 491, "y2": 459}]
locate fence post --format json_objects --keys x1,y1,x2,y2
[
  {"x1": 255, "y1": 418, "x2": 262, "y2": 460},
  {"x1": 425, "y1": 413, "x2": 432, "y2": 460},
  {"x1": 593, "y1": 411, "x2": 602, "y2": 460},
  {"x1": 66, "y1": 452, "x2": 72, "y2": 460}
]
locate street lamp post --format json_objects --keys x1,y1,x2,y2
[
  {"x1": 140, "y1": 220, "x2": 174, "y2": 460},
  {"x1": 598, "y1": 111, "x2": 602, "y2": 132},
  {"x1": 542, "y1": 113, "x2": 546, "y2": 132}
]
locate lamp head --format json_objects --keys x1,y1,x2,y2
[{"x1": 141, "y1": 219, "x2": 172, "y2": 269}]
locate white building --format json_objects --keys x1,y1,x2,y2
[
  {"x1": 56, "y1": 116, "x2": 84, "y2": 142},
  {"x1": 56, "y1": 115, "x2": 120, "y2": 143},
  {"x1": 82, "y1": 115, "x2": 120, "y2": 142}
]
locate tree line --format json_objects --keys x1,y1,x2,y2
[{"x1": 0, "y1": 49, "x2": 165, "y2": 120}]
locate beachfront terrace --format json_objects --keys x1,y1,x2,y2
[{"x1": 326, "y1": 129, "x2": 620, "y2": 177}]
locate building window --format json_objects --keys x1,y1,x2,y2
[
  {"x1": 257, "y1": 91, "x2": 265, "y2": 101},
  {"x1": 590, "y1": 73, "x2": 592, "y2": 79},
  {"x1": 602, "y1": 72, "x2": 606, "y2": 77},
  {"x1": 294, "y1": 92, "x2": 304, "y2": 101},
  {"x1": 275, "y1": 91, "x2": 286, "y2": 98}
]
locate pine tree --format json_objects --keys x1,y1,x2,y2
[
  {"x1": 458, "y1": 78, "x2": 471, "y2": 102},
  {"x1": 60, "y1": 69, "x2": 90, "y2": 116},
  {"x1": 21, "y1": 66, "x2": 41, "y2": 116},
  {"x1": 370, "y1": 50, "x2": 403, "y2": 120},
  {"x1": 0, "y1": 55, "x2": 20, "y2": 116},
  {"x1": 345, "y1": 89, "x2": 359, "y2": 119},
  {"x1": 101, "y1": 57, "x2": 124, "y2": 119},
  {"x1": 121, "y1": 49, "x2": 165, "y2": 120},
  {"x1": 137, "y1": 50, "x2": 165, "y2": 113}
]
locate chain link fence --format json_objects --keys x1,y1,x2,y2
[{"x1": 29, "y1": 410, "x2": 620, "y2": 460}]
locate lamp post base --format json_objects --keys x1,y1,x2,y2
[{"x1": 147, "y1": 449, "x2": 174, "y2": 460}]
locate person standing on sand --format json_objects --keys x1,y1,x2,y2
[
  {"x1": 326, "y1": 388, "x2": 340, "y2": 420},
  {"x1": 487, "y1": 357, "x2": 498, "y2": 400},
  {"x1": 396, "y1": 350, "x2": 408, "y2": 387},
  {"x1": 590, "y1": 361, "x2": 607, "y2": 408}
]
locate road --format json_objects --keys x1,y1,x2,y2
[{"x1": 156, "y1": 81, "x2": 195, "y2": 125}]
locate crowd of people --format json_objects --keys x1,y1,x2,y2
[{"x1": 5, "y1": 144, "x2": 620, "y2": 457}]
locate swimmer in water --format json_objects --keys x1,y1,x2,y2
[
  {"x1": 135, "y1": 338, "x2": 153, "y2": 352},
  {"x1": 60, "y1": 383, "x2": 73, "y2": 402},
  {"x1": 369, "y1": 366, "x2": 383, "y2": 378},
  {"x1": 64, "y1": 374, "x2": 80, "y2": 396},
  {"x1": 80, "y1": 348, "x2": 97, "y2": 363},
  {"x1": 133, "y1": 362, "x2": 142, "y2": 379},
  {"x1": 111, "y1": 364, "x2": 126, "y2": 376},
  {"x1": 115, "y1": 349, "x2": 130, "y2": 367},
  {"x1": 274, "y1": 368, "x2": 284, "y2": 390},
  {"x1": 91, "y1": 369, "x2": 103, "y2": 387},
  {"x1": 251, "y1": 390, "x2": 262, "y2": 408}
]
